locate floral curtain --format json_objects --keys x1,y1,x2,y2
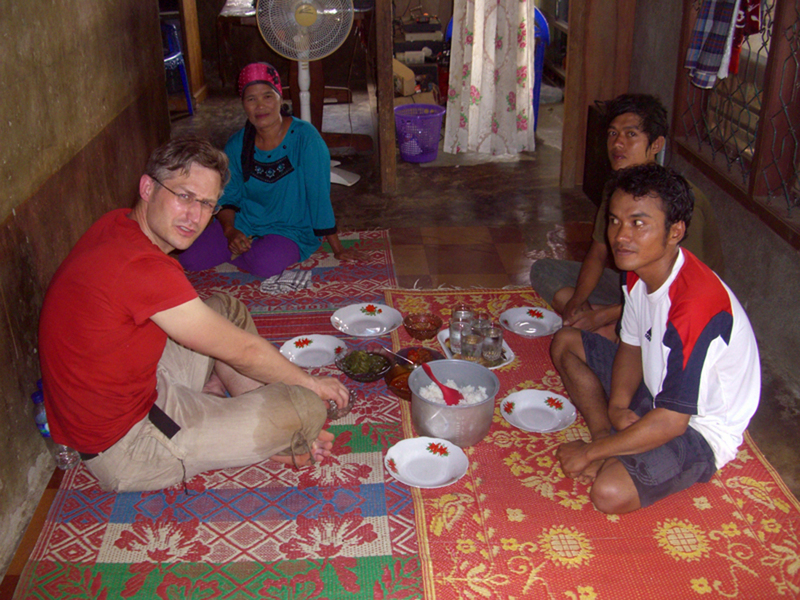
[{"x1": 443, "y1": 0, "x2": 538, "y2": 156}]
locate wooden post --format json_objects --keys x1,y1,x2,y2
[
  {"x1": 375, "y1": 0, "x2": 396, "y2": 195},
  {"x1": 559, "y1": 0, "x2": 635, "y2": 189},
  {"x1": 178, "y1": 0, "x2": 207, "y2": 104}
]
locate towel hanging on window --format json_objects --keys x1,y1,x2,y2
[{"x1": 685, "y1": 0, "x2": 739, "y2": 89}]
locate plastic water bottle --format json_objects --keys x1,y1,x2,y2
[
  {"x1": 32, "y1": 386, "x2": 80, "y2": 470},
  {"x1": 32, "y1": 390, "x2": 50, "y2": 436},
  {"x1": 53, "y1": 444, "x2": 81, "y2": 470}
]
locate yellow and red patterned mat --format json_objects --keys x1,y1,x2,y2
[{"x1": 385, "y1": 288, "x2": 800, "y2": 599}]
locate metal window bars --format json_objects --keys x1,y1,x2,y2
[{"x1": 676, "y1": 0, "x2": 800, "y2": 220}]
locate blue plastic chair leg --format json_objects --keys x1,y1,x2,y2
[
  {"x1": 178, "y1": 62, "x2": 193, "y2": 116},
  {"x1": 534, "y1": 42, "x2": 544, "y2": 131}
]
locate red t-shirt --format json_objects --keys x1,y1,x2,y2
[{"x1": 39, "y1": 209, "x2": 198, "y2": 453}]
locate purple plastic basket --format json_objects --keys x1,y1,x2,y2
[{"x1": 394, "y1": 104, "x2": 446, "y2": 163}]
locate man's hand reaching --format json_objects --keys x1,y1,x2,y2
[{"x1": 307, "y1": 376, "x2": 350, "y2": 409}]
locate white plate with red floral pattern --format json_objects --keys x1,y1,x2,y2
[
  {"x1": 500, "y1": 390, "x2": 576, "y2": 433},
  {"x1": 331, "y1": 303, "x2": 403, "y2": 337},
  {"x1": 384, "y1": 437, "x2": 469, "y2": 488},
  {"x1": 280, "y1": 335, "x2": 347, "y2": 368},
  {"x1": 499, "y1": 307, "x2": 562, "y2": 338}
]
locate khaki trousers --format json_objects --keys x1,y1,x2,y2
[{"x1": 85, "y1": 294, "x2": 327, "y2": 492}]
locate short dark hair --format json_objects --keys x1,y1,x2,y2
[
  {"x1": 609, "y1": 163, "x2": 694, "y2": 236},
  {"x1": 605, "y1": 94, "x2": 668, "y2": 147},
  {"x1": 145, "y1": 136, "x2": 230, "y2": 191}
]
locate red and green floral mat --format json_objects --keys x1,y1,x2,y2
[
  {"x1": 12, "y1": 231, "x2": 423, "y2": 599},
  {"x1": 384, "y1": 288, "x2": 800, "y2": 599},
  {"x1": 14, "y1": 252, "x2": 800, "y2": 599}
]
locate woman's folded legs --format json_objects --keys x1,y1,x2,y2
[
  {"x1": 176, "y1": 220, "x2": 231, "y2": 271},
  {"x1": 231, "y1": 234, "x2": 300, "y2": 278},
  {"x1": 177, "y1": 220, "x2": 300, "y2": 278}
]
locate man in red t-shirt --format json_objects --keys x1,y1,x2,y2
[{"x1": 39, "y1": 137, "x2": 349, "y2": 492}]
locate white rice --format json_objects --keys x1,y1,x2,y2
[{"x1": 419, "y1": 379, "x2": 488, "y2": 405}]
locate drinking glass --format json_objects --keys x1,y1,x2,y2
[
  {"x1": 449, "y1": 311, "x2": 474, "y2": 355},
  {"x1": 481, "y1": 323, "x2": 504, "y2": 363},
  {"x1": 452, "y1": 301, "x2": 472, "y2": 314},
  {"x1": 473, "y1": 311, "x2": 491, "y2": 336},
  {"x1": 461, "y1": 330, "x2": 483, "y2": 361}
]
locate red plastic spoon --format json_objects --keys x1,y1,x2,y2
[{"x1": 421, "y1": 363, "x2": 463, "y2": 406}]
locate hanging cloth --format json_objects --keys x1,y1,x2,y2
[
  {"x1": 729, "y1": 0, "x2": 762, "y2": 75},
  {"x1": 716, "y1": 0, "x2": 741, "y2": 81},
  {"x1": 685, "y1": 0, "x2": 739, "y2": 89},
  {"x1": 443, "y1": 0, "x2": 537, "y2": 156}
]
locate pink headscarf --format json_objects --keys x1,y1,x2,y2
[{"x1": 237, "y1": 62, "x2": 283, "y2": 98}]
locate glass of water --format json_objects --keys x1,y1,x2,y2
[
  {"x1": 461, "y1": 329, "x2": 484, "y2": 361},
  {"x1": 452, "y1": 301, "x2": 472, "y2": 314},
  {"x1": 481, "y1": 323, "x2": 504, "y2": 363},
  {"x1": 473, "y1": 311, "x2": 492, "y2": 336},
  {"x1": 449, "y1": 310, "x2": 474, "y2": 355}
]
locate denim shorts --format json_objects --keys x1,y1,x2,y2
[{"x1": 581, "y1": 331, "x2": 717, "y2": 508}]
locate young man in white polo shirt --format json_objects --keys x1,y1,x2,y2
[{"x1": 551, "y1": 163, "x2": 760, "y2": 514}]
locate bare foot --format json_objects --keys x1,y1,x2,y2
[
  {"x1": 202, "y1": 372, "x2": 228, "y2": 397},
  {"x1": 271, "y1": 429, "x2": 336, "y2": 468},
  {"x1": 575, "y1": 459, "x2": 605, "y2": 485},
  {"x1": 311, "y1": 429, "x2": 335, "y2": 462}
]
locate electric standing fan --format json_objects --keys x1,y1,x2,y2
[{"x1": 256, "y1": 0, "x2": 360, "y2": 186}]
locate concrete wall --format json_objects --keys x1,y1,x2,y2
[
  {"x1": 0, "y1": 0, "x2": 170, "y2": 576},
  {"x1": 629, "y1": 0, "x2": 683, "y2": 118}
]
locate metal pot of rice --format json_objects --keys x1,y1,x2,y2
[{"x1": 408, "y1": 359, "x2": 500, "y2": 448}]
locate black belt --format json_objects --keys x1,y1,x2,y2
[{"x1": 79, "y1": 404, "x2": 181, "y2": 461}]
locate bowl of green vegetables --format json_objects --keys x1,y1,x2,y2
[{"x1": 335, "y1": 348, "x2": 393, "y2": 383}]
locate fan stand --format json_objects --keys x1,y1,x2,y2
[{"x1": 255, "y1": 0, "x2": 360, "y2": 185}]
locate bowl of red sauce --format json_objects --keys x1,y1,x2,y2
[{"x1": 384, "y1": 346, "x2": 444, "y2": 401}]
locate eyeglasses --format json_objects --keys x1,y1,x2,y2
[{"x1": 153, "y1": 177, "x2": 220, "y2": 215}]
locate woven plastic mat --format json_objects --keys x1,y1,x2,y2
[{"x1": 384, "y1": 287, "x2": 800, "y2": 599}]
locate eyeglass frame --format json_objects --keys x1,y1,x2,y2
[{"x1": 152, "y1": 176, "x2": 221, "y2": 215}]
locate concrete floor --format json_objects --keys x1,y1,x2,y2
[{"x1": 170, "y1": 81, "x2": 800, "y2": 501}]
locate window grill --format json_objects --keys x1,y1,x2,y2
[
  {"x1": 675, "y1": 0, "x2": 800, "y2": 226},
  {"x1": 761, "y1": 2, "x2": 800, "y2": 210}
]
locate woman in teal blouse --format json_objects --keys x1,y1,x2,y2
[{"x1": 178, "y1": 62, "x2": 358, "y2": 278}]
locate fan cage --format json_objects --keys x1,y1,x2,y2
[{"x1": 257, "y1": 0, "x2": 354, "y2": 61}]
